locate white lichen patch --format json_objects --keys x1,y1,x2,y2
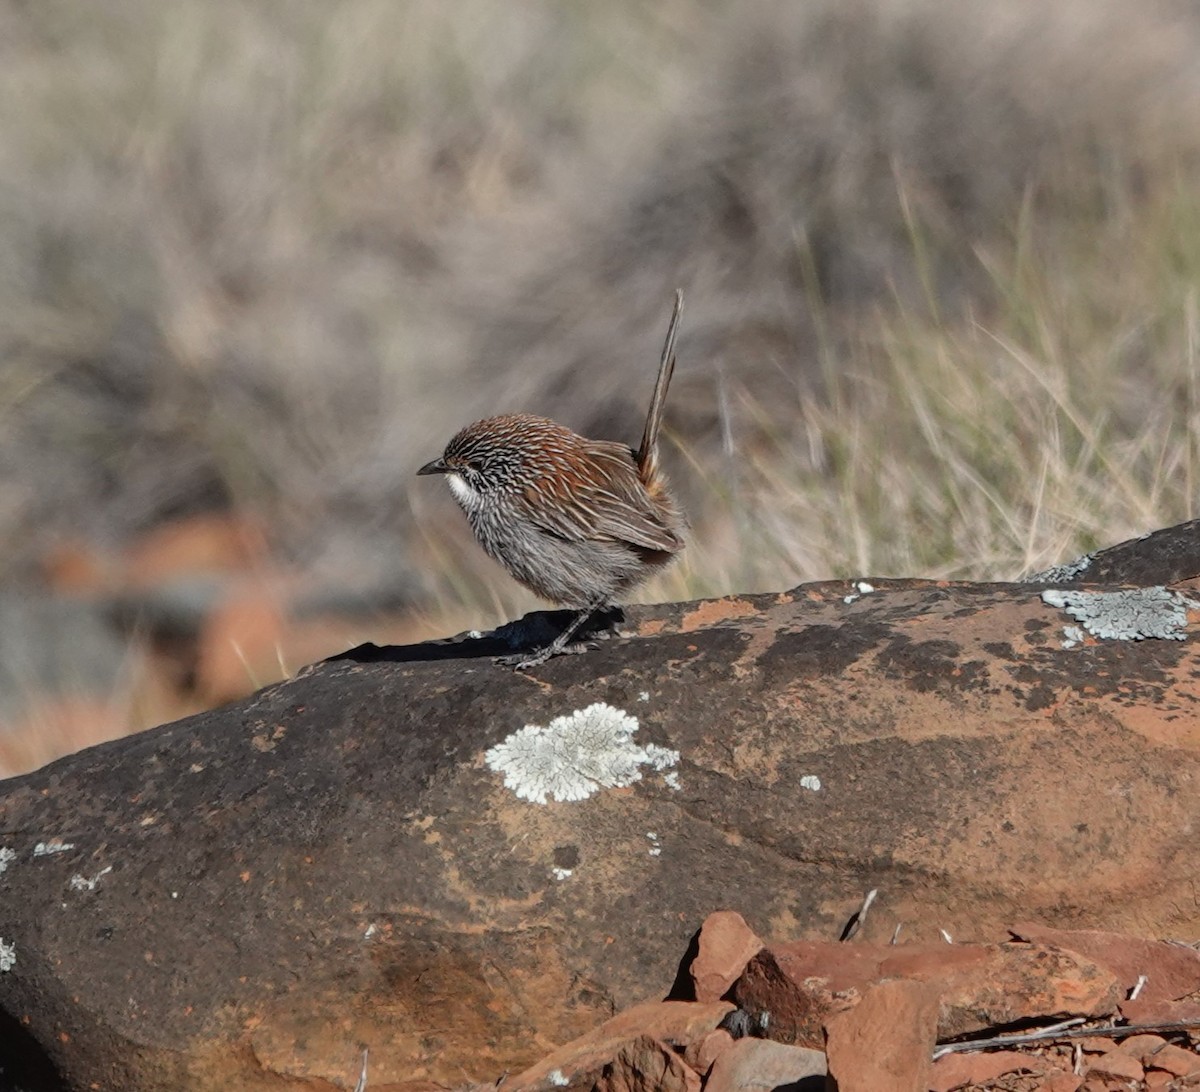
[
  {"x1": 1042, "y1": 587, "x2": 1198, "y2": 641},
  {"x1": 548, "y1": 1071, "x2": 569, "y2": 1088},
  {"x1": 844, "y1": 580, "x2": 877, "y2": 604},
  {"x1": 551, "y1": 867, "x2": 573, "y2": 881},
  {"x1": 1061, "y1": 625, "x2": 1086, "y2": 650},
  {"x1": 68, "y1": 865, "x2": 112, "y2": 892},
  {"x1": 0, "y1": 937, "x2": 14, "y2": 972},
  {"x1": 643, "y1": 744, "x2": 678, "y2": 771},
  {"x1": 33, "y1": 841, "x2": 76, "y2": 857},
  {"x1": 800, "y1": 775, "x2": 822, "y2": 792},
  {"x1": 0, "y1": 847, "x2": 15, "y2": 875},
  {"x1": 485, "y1": 702, "x2": 680, "y2": 805},
  {"x1": 662, "y1": 770, "x2": 681, "y2": 791},
  {"x1": 1028, "y1": 553, "x2": 1094, "y2": 584}
]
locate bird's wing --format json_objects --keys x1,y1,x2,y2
[{"x1": 520, "y1": 442, "x2": 683, "y2": 554}]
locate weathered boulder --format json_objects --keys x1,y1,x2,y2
[{"x1": 2, "y1": 521, "x2": 1200, "y2": 1089}]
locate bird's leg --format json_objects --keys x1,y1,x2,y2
[{"x1": 500, "y1": 596, "x2": 609, "y2": 670}]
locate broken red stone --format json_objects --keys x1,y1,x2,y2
[
  {"x1": 504, "y1": 1001, "x2": 731, "y2": 1090},
  {"x1": 598, "y1": 1036, "x2": 701, "y2": 1092},
  {"x1": 1037, "y1": 1071, "x2": 1084, "y2": 1091},
  {"x1": 1011, "y1": 923, "x2": 1200, "y2": 1004},
  {"x1": 1114, "y1": 1032, "x2": 1168, "y2": 1057},
  {"x1": 689, "y1": 910, "x2": 764, "y2": 1003},
  {"x1": 1120, "y1": 996, "x2": 1200, "y2": 1025},
  {"x1": 681, "y1": 1028, "x2": 734, "y2": 1077},
  {"x1": 732, "y1": 938, "x2": 1120, "y2": 1046},
  {"x1": 1084, "y1": 1049, "x2": 1144, "y2": 1082},
  {"x1": 823, "y1": 978, "x2": 939, "y2": 1092},
  {"x1": 929, "y1": 1049, "x2": 1047, "y2": 1091},
  {"x1": 1144, "y1": 1041, "x2": 1200, "y2": 1077},
  {"x1": 702, "y1": 1038, "x2": 826, "y2": 1092}
]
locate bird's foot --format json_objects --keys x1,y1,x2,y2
[{"x1": 499, "y1": 640, "x2": 596, "y2": 670}]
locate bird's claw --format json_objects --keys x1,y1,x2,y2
[{"x1": 499, "y1": 640, "x2": 597, "y2": 671}]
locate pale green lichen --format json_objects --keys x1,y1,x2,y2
[{"x1": 1042, "y1": 587, "x2": 1197, "y2": 640}]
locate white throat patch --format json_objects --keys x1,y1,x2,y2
[{"x1": 446, "y1": 472, "x2": 476, "y2": 506}]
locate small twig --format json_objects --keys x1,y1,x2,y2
[
  {"x1": 354, "y1": 1049, "x2": 368, "y2": 1092},
  {"x1": 932, "y1": 1018, "x2": 1085, "y2": 1060},
  {"x1": 1128, "y1": 974, "x2": 1147, "y2": 1000},
  {"x1": 939, "y1": 928, "x2": 953, "y2": 944},
  {"x1": 839, "y1": 889, "x2": 878, "y2": 942},
  {"x1": 933, "y1": 1019, "x2": 1200, "y2": 1060},
  {"x1": 891, "y1": 922, "x2": 903, "y2": 945}
]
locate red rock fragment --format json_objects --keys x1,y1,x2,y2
[
  {"x1": 1037, "y1": 1072, "x2": 1083, "y2": 1091},
  {"x1": 732, "y1": 938, "x2": 1120, "y2": 1046},
  {"x1": 1145, "y1": 1041, "x2": 1200, "y2": 1077},
  {"x1": 1115, "y1": 1032, "x2": 1167, "y2": 1057},
  {"x1": 690, "y1": 911, "x2": 764, "y2": 1003},
  {"x1": 596, "y1": 1036, "x2": 700, "y2": 1092},
  {"x1": 1083, "y1": 1049, "x2": 1144, "y2": 1082},
  {"x1": 1120, "y1": 997, "x2": 1200, "y2": 1024},
  {"x1": 1144, "y1": 1070, "x2": 1174, "y2": 1089},
  {"x1": 682, "y1": 1029, "x2": 733, "y2": 1077},
  {"x1": 702, "y1": 1038, "x2": 826, "y2": 1092},
  {"x1": 1012, "y1": 923, "x2": 1200, "y2": 1004},
  {"x1": 824, "y1": 978, "x2": 938, "y2": 1092},
  {"x1": 929, "y1": 1049, "x2": 1046, "y2": 1091},
  {"x1": 506, "y1": 1001, "x2": 732, "y2": 1090}
]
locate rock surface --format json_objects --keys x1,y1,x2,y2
[
  {"x1": 505, "y1": 1001, "x2": 732, "y2": 1090},
  {"x1": 702, "y1": 1038, "x2": 826, "y2": 1092},
  {"x1": 732, "y1": 938, "x2": 1122, "y2": 1046},
  {"x1": 3, "y1": 521, "x2": 1200, "y2": 1087},
  {"x1": 824, "y1": 977, "x2": 939, "y2": 1092},
  {"x1": 689, "y1": 911, "x2": 764, "y2": 1004}
]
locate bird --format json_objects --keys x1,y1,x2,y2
[{"x1": 417, "y1": 291, "x2": 686, "y2": 669}]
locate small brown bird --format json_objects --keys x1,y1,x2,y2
[{"x1": 418, "y1": 291, "x2": 686, "y2": 669}]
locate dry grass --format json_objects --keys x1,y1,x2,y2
[{"x1": 3, "y1": 0, "x2": 1200, "y2": 761}]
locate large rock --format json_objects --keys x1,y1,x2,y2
[{"x1": 3, "y1": 522, "x2": 1200, "y2": 1089}]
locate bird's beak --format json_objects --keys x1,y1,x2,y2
[{"x1": 417, "y1": 457, "x2": 450, "y2": 476}]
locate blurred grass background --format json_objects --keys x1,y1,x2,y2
[{"x1": 3, "y1": 0, "x2": 1200, "y2": 772}]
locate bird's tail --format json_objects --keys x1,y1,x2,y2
[{"x1": 637, "y1": 289, "x2": 684, "y2": 482}]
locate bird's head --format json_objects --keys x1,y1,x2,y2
[{"x1": 418, "y1": 415, "x2": 552, "y2": 506}]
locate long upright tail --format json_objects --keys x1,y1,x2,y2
[{"x1": 637, "y1": 289, "x2": 684, "y2": 482}]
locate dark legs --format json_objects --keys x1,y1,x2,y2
[{"x1": 500, "y1": 596, "x2": 610, "y2": 670}]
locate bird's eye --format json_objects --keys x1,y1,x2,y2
[{"x1": 466, "y1": 459, "x2": 484, "y2": 473}]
